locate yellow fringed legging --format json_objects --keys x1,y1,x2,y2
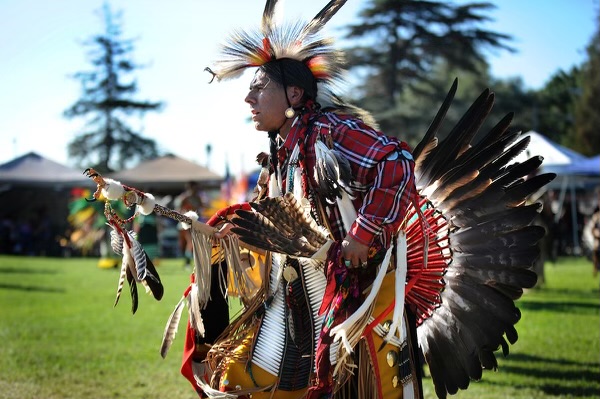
[{"x1": 196, "y1": 271, "x2": 419, "y2": 399}]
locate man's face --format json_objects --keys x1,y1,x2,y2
[{"x1": 244, "y1": 70, "x2": 288, "y2": 132}]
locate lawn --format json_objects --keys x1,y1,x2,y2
[
  {"x1": 0, "y1": 255, "x2": 598, "y2": 399},
  {"x1": 421, "y1": 256, "x2": 600, "y2": 399}
]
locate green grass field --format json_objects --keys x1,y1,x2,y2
[{"x1": 0, "y1": 255, "x2": 598, "y2": 399}]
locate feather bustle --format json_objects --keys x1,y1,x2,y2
[
  {"x1": 411, "y1": 79, "x2": 555, "y2": 398},
  {"x1": 412, "y1": 78, "x2": 457, "y2": 163}
]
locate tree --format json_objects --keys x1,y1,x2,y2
[
  {"x1": 343, "y1": 0, "x2": 514, "y2": 111},
  {"x1": 367, "y1": 59, "x2": 494, "y2": 144},
  {"x1": 487, "y1": 75, "x2": 538, "y2": 135},
  {"x1": 64, "y1": 3, "x2": 163, "y2": 173},
  {"x1": 366, "y1": 58, "x2": 536, "y2": 147},
  {"x1": 572, "y1": 11, "x2": 600, "y2": 155},
  {"x1": 534, "y1": 67, "x2": 581, "y2": 146}
]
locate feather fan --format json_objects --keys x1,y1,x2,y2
[{"x1": 231, "y1": 193, "x2": 329, "y2": 257}]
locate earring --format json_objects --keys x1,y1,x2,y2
[{"x1": 285, "y1": 107, "x2": 295, "y2": 119}]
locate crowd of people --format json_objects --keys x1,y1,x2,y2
[
  {"x1": 0, "y1": 183, "x2": 210, "y2": 263},
  {"x1": 0, "y1": 208, "x2": 55, "y2": 256}
]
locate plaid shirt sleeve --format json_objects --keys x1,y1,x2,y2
[{"x1": 320, "y1": 113, "x2": 416, "y2": 248}]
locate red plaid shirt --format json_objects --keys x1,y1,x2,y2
[{"x1": 278, "y1": 111, "x2": 416, "y2": 249}]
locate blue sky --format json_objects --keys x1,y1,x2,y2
[{"x1": 0, "y1": 0, "x2": 597, "y2": 176}]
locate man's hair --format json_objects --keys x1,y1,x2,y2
[{"x1": 260, "y1": 58, "x2": 318, "y2": 102}]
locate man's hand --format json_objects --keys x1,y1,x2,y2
[
  {"x1": 341, "y1": 234, "x2": 370, "y2": 268},
  {"x1": 213, "y1": 222, "x2": 234, "y2": 241}
]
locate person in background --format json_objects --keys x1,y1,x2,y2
[
  {"x1": 0, "y1": 213, "x2": 16, "y2": 254},
  {"x1": 134, "y1": 211, "x2": 160, "y2": 263},
  {"x1": 591, "y1": 187, "x2": 600, "y2": 277},
  {"x1": 175, "y1": 181, "x2": 204, "y2": 267}
]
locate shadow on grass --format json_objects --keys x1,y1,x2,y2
[
  {"x1": 519, "y1": 299, "x2": 599, "y2": 314},
  {"x1": 539, "y1": 286, "x2": 599, "y2": 295},
  {"x1": 498, "y1": 353, "x2": 600, "y2": 397},
  {"x1": 475, "y1": 377, "x2": 600, "y2": 398},
  {"x1": 0, "y1": 266, "x2": 58, "y2": 275},
  {"x1": 0, "y1": 283, "x2": 65, "y2": 293},
  {"x1": 539, "y1": 383, "x2": 600, "y2": 398}
]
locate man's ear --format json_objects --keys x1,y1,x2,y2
[{"x1": 287, "y1": 86, "x2": 305, "y2": 107}]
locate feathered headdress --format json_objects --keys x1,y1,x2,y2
[{"x1": 206, "y1": 0, "x2": 347, "y2": 90}]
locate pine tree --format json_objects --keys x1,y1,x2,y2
[
  {"x1": 64, "y1": 3, "x2": 163, "y2": 173},
  {"x1": 572, "y1": 11, "x2": 600, "y2": 155},
  {"x1": 368, "y1": 58, "x2": 536, "y2": 146},
  {"x1": 342, "y1": 0, "x2": 513, "y2": 115}
]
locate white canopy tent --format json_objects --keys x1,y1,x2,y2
[
  {"x1": 513, "y1": 131, "x2": 600, "y2": 255},
  {"x1": 512, "y1": 131, "x2": 587, "y2": 172}
]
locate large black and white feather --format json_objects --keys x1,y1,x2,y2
[
  {"x1": 314, "y1": 140, "x2": 354, "y2": 203},
  {"x1": 160, "y1": 295, "x2": 186, "y2": 359},
  {"x1": 108, "y1": 224, "x2": 164, "y2": 314}
]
